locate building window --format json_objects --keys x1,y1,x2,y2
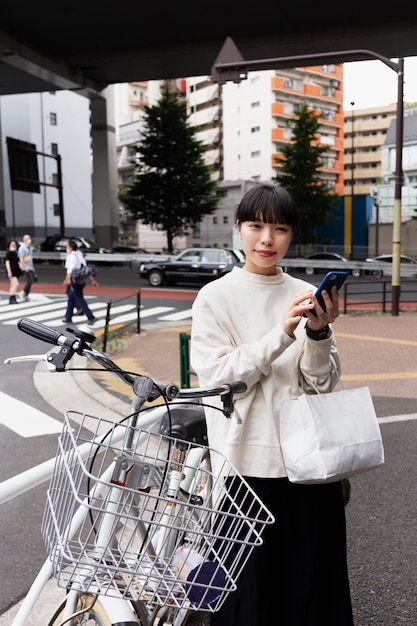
[
  {"x1": 52, "y1": 173, "x2": 58, "y2": 186},
  {"x1": 321, "y1": 86, "x2": 335, "y2": 98},
  {"x1": 51, "y1": 142, "x2": 58, "y2": 155},
  {"x1": 283, "y1": 102, "x2": 297, "y2": 114},
  {"x1": 250, "y1": 101, "x2": 260, "y2": 109},
  {"x1": 251, "y1": 126, "x2": 260, "y2": 133},
  {"x1": 284, "y1": 78, "x2": 302, "y2": 91},
  {"x1": 320, "y1": 108, "x2": 335, "y2": 122},
  {"x1": 53, "y1": 203, "x2": 60, "y2": 216},
  {"x1": 251, "y1": 151, "x2": 261, "y2": 158},
  {"x1": 223, "y1": 216, "x2": 228, "y2": 224},
  {"x1": 193, "y1": 222, "x2": 201, "y2": 237},
  {"x1": 213, "y1": 216, "x2": 218, "y2": 224},
  {"x1": 50, "y1": 112, "x2": 57, "y2": 125},
  {"x1": 320, "y1": 134, "x2": 335, "y2": 146}
]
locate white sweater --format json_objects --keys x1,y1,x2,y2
[{"x1": 190, "y1": 267, "x2": 341, "y2": 478}]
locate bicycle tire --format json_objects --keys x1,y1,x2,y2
[{"x1": 47, "y1": 593, "x2": 113, "y2": 626}]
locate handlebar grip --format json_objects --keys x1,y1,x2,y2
[
  {"x1": 17, "y1": 318, "x2": 63, "y2": 346},
  {"x1": 231, "y1": 381, "x2": 247, "y2": 394}
]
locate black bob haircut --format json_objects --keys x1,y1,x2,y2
[{"x1": 235, "y1": 184, "x2": 299, "y2": 230}]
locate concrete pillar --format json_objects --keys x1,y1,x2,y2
[{"x1": 90, "y1": 87, "x2": 119, "y2": 248}]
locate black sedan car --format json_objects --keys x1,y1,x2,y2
[
  {"x1": 111, "y1": 245, "x2": 153, "y2": 254},
  {"x1": 41, "y1": 235, "x2": 111, "y2": 254},
  {"x1": 139, "y1": 247, "x2": 245, "y2": 287}
]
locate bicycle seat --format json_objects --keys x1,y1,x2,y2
[{"x1": 159, "y1": 404, "x2": 207, "y2": 446}]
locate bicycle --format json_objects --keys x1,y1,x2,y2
[{"x1": 2, "y1": 318, "x2": 275, "y2": 626}]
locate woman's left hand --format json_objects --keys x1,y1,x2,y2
[
  {"x1": 304, "y1": 285, "x2": 339, "y2": 330},
  {"x1": 282, "y1": 288, "x2": 339, "y2": 337}
]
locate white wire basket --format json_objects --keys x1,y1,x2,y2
[{"x1": 42, "y1": 411, "x2": 274, "y2": 612}]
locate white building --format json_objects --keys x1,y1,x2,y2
[{"x1": 0, "y1": 90, "x2": 92, "y2": 245}]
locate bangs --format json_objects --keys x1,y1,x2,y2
[{"x1": 235, "y1": 184, "x2": 298, "y2": 229}]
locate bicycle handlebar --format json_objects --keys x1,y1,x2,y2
[
  {"x1": 12, "y1": 318, "x2": 247, "y2": 409},
  {"x1": 17, "y1": 317, "x2": 65, "y2": 346}
]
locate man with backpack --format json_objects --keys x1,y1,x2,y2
[
  {"x1": 18, "y1": 233, "x2": 37, "y2": 301},
  {"x1": 62, "y1": 239, "x2": 98, "y2": 325}
]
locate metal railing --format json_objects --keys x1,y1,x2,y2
[
  {"x1": 179, "y1": 332, "x2": 196, "y2": 388},
  {"x1": 101, "y1": 290, "x2": 141, "y2": 352},
  {"x1": 342, "y1": 279, "x2": 417, "y2": 314}
]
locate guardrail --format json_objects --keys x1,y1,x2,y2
[
  {"x1": 281, "y1": 258, "x2": 417, "y2": 278},
  {"x1": 1, "y1": 250, "x2": 415, "y2": 277},
  {"x1": 0, "y1": 251, "x2": 170, "y2": 265}
]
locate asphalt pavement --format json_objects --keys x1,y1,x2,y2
[{"x1": 1, "y1": 274, "x2": 417, "y2": 625}]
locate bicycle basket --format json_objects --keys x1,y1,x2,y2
[{"x1": 42, "y1": 411, "x2": 274, "y2": 612}]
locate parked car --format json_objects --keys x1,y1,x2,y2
[
  {"x1": 139, "y1": 247, "x2": 245, "y2": 287},
  {"x1": 40, "y1": 235, "x2": 111, "y2": 254},
  {"x1": 303, "y1": 252, "x2": 351, "y2": 275},
  {"x1": 111, "y1": 246, "x2": 153, "y2": 254},
  {"x1": 365, "y1": 254, "x2": 417, "y2": 277}
]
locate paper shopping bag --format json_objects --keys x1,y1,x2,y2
[{"x1": 280, "y1": 386, "x2": 384, "y2": 484}]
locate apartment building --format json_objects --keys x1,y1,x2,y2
[
  {"x1": 188, "y1": 65, "x2": 344, "y2": 194},
  {"x1": 343, "y1": 103, "x2": 397, "y2": 196}
]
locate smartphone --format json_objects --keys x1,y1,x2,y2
[{"x1": 305, "y1": 271, "x2": 348, "y2": 316}]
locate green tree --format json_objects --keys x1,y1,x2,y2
[
  {"x1": 274, "y1": 102, "x2": 339, "y2": 250},
  {"x1": 119, "y1": 84, "x2": 219, "y2": 253}
]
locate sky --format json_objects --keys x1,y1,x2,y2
[{"x1": 342, "y1": 56, "x2": 417, "y2": 110}]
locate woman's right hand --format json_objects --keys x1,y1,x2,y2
[{"x1": 282, "y1": 290, "x2": 315, "y2": 338}]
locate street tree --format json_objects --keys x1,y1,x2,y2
[
  {"x1": 119, "y1": 84, "x2": 218, "y2": 253},
  {"x1": 274, "y1": 102, "x2": 339, "y2": 251}
]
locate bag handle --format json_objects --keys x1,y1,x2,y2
[{"x1": 300, "y1": 357, "x2": 344, "y2": 395}]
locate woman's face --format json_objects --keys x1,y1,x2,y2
[
  {"x1": 9, "y1": 241, "x2": 17, "y2": 251},
  {"x1": 237, "y1": 219, "x2": 293, "y2": 275}
]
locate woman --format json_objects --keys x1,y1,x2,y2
[
  {"x1": 190, "y1": 184, "x2": 353, "y2": 626},
  {"x1": 62, "y1": 239, "x2": 98, "y2": 325},
  {"x1": 4, "y1": 239, "x2": 22, "y2": 304}
]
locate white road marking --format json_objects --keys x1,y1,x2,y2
[
  {"x1": 158, "y1": 308, "x2": 193, "y2": 321},
  {"x1": 0, "y1": 391, "x2": 62, "y2": 437}
]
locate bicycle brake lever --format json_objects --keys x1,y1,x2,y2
[
  {"x1": 46, "y1": 338, "x2": 77, "y2": 372},
  {"x1": 4, "y1": 353, "x2": 59, "y2": 371}
]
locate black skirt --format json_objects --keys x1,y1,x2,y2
[{"x1": 210, "y1": 477, "x2": 354, "y2": 626}]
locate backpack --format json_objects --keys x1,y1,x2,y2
[{"x1": 71, "y1": 261, "x2": 97, "y2": 284}]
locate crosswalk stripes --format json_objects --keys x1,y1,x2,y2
[{"x1": 0, "y1": 294, "x2": 193, "y2": 327}]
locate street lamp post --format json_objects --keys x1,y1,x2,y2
[
  {"x1": 211, "y1": 39, "x2": 404, "y2": 315},
  {"x1": 392, "y1": 57, "x2": 404, "y2": 315},
  {"x1": 350, "y1": 101, "x2": 355, "y2": 259}
]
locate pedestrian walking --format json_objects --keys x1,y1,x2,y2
[
  {"x1": 62, "y1": 239, "x2": 98, "y2": 325},
  {"x1": 18, "y1": 233, "x2": 36, "y2": 301},
  {"x1": 190, "y1": 184, "x2": 354, "y2": 626},
  {"x1": 4, "y1": 238, "x2": 23, "y2": 304}
]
